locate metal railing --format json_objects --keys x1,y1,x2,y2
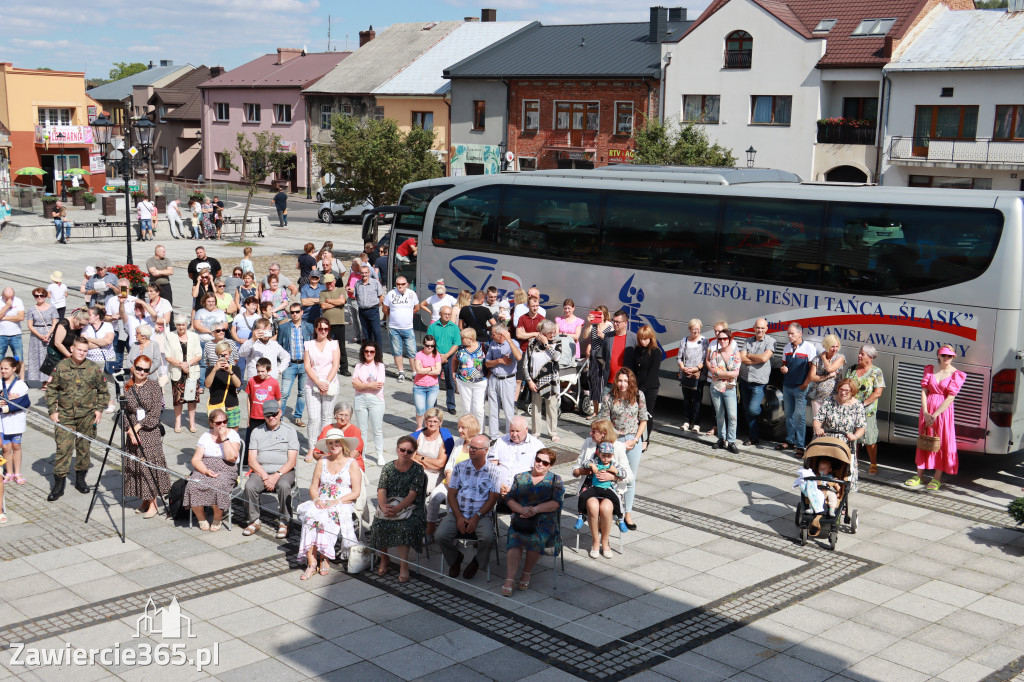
[
  {"x1": 816, "y1": 122, "x2": 876, "y2": 145},
  {"x1": 887, "y1": 135, "x2": 1024, "y2": 164},
  {"x1": 724, "y1": 50, "x2": 752, "y2": 69}
]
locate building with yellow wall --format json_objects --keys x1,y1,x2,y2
[{"x1": 0, "y1": 63, "x2": 104, "y2": 194}]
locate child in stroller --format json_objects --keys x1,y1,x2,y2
[{"x1": 793, "y1": 436, "x2": 859, "y2": 548}]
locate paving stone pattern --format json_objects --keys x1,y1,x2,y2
[{"x1": 359, "y1": 498, "x2": 878, "y2": 681}]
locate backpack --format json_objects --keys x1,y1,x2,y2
[{"x1": 166, "y1": 478, "x2": 190, "y2": 520}]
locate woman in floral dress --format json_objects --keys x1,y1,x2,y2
[
  {"x1": 122, "y1": 357, "x2": 170, "y2": 517},
  {"x1": 502, "y1": 448, "x2": 564, "y2": 595},
  {"x1": 807, "y1": 334, "x2": 846, "y2": 420},
  {"x1": 26, "y1": 287, "x2": 58, "y2": 383},
  {"x1": 369, "y1": 436, "x2": 427, "y2": 582},
  {"x1": 845, "y1": 345, "x2": 886, "y2": 474},
  {"x1": 812, "y1": 379, "x2": 866, "y2": 490},
  {"x1": 296, "y1": 429, "x2": 362, "y2": 580}
]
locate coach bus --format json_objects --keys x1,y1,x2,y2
[{"x1": 383, "y1": 168, "x2": 1024, "y2": 456}]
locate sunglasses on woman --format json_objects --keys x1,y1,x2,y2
[
  {"x1": 534, "y1": 457, "x2": 552, "y2": 466},
  {"x1": 133, "y1": 366, "x2": 151, "y2": 374},
  {"x1": 212, "y1": 419, "x2": 227, "y2": 425},
  {"x1": 364, "y1": 349, "x2": 376, "y2": 355}
]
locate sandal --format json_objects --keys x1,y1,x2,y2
[
  {"x1": 174, "y1": 426, "x2": 182, "y2": 433},
  {"x1": 242, "y1": 521, "x2": 261, "y2": 536},
  {"x1": 198, "y1": 520, "x2": 210, "y2": 532},
  {"x1": 14, "y1": 474, "x2": 25, "y2": 485},
  {"x1": 904, "y1": 475, "x2": 924, "y2": 489},
  {"x1": 517, "y1": 571, "x2": 532, "y2": 591},
  {"x1": 398, "y1": 571, "x2": 410, "y2": 583},
  {"x1": 276, "y1": 524, "x2": 289, "y2": 539},
  {"x1": 501, "y1": 578, "x2": 515, "y2": 596},
  {"x1": 319, "y1": 560, "x2": 330, "y2": 576},
  {"x1": 926, "y1": 480, "x2": 942, "y2": 492},
  {"x1": 375, "y1": 561, "x2": 390, "y2": 576},
  {"x1": 209, "y1": 523, "x2": 221, "y2": 532},
  {"x1": 0, "y1": 513, "x2": 8, "y2": 524},
  {"x1": 300, "y1": 565, "x2": 317, "y2": 581},
  {"x1": 776, "y1": 442, "x2": 794, "y2": 451},
  {"x1": 868, "y1": 465, "x2": 879, "y2": 475}
]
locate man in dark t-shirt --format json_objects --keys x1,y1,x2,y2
[
  {"x1": 187, "y1": 246, "x2": 223, "y2": 282},
  {"x1": 272, "y1": 190, "x2": 288, "y2": 227},
  {"x1": 458, "y1": 291, "x2": 495, "y2": 346}
]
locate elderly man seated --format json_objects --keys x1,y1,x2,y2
[
  {"x1": 435, "y1": 434, "x2": 500, "y2": 580},
  {"x1": 488, "y1": 416, "x2": 544, "y2": 511},
  {"x1": 242, "y1": 399, "x2": 300, "y2": 539}
]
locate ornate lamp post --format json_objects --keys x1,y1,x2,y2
[
  {"x1": 746, "y1": 146, "x2": 757, "y2": 168},
  {"x1": 90, "y1": 111, "x2": 156, "y2": 265},
  {"x1": 54, "y1": 131, "x2": 67, "y2": 201},
  {"x1": 305, "y1": 136, "x2": 312, "y2": 199}
]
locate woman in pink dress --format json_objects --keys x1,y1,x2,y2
[
  {"x1": 906, "y1": 345, "x2": 966, "y2": 492},
  {"x1": 555, "y1": 298, "x2": 584, "y2": 359}
]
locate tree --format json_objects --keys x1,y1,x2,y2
[
  {"x1": 976, "y1": 0, "x2": 1007, "y2": 7},
  {"x1": 314, "y1": 115, "x2": 442, "y2": 211},
  {"x1": 221, "y1": 131, "x2": 294, "y2": 242},
  {"x1": 108, "y1": 62, "x2": 147, "y2": 81},
  {"x1": 631, "y1": 119, "x2": 736, "y2": 167}
]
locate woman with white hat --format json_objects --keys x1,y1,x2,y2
[
  {"x1": 295, "y1": 428, "x2": 362, "y2": 579},
  {"x1": 47, "y1": 271, "x2": 67, "y2": 320},
  {"x1": 80, "y1": 266, "x2": 96, "y2": 308}
]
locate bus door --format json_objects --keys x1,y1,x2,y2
[{"x1": 390, "y1": 231, "x2": 425, "y2": 335}]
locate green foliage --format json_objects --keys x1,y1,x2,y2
[
  {"x1": 631, "y1": 119, "x2": 736, "y2": 167},
  {"x1": 976, "y1": 0, "x2": 1007, "y2": 8},
  {"x1": 83, "y1": 192, "x2": 97, "y2": 205},
  {"x1": 1009, "y1": 497, "x2": 1024, "y2": 525},
  {"x1": 41, "y1": 195, "x2": 58, "y2": 204},
  {"x1": 221, "y1": 130, "x2": 294, "y2": 241},
  {"x1": 109, "y1": 62, "x2": 148, "y2": 81},
  {"x1": 315, "y1": 115, "x2": 443, "y2": 210}
]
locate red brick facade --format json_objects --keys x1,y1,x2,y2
[{"x1": 507, "y1": 79, "x2": 659, "y2": 170}]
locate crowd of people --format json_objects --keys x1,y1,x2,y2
[{"x1": 0, "y1": 236, "x2": 968, "y2": 586}]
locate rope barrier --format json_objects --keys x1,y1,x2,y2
[{"x1": 8, "y1": 403, "x2": 729, "y2": 679}]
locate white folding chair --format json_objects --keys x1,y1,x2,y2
[{"x1": 189, "y1": 441, "x2": 245, "y2": 530}]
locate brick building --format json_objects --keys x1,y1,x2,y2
[{"x1": 445, "y1": 7, "x2": 690, "y2": 171}]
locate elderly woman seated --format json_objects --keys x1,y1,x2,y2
[
  {"x1": 425, "y1": 414, "x2": 479, "y2": 540},
  {"x1": 295, "y1": 428, "x2": 362, "y2": 580},
  {"x1": 409, "y1": 407, "x2": 455, "y2": 493},
  {"x1": 502, "y1": 447, "x2": 564, "y2": 596},
  {"x1": 182, "y1": 409, "x2": 242, "y2": 531},
  {"x1": 571, "y1": 418, "x2": 632, "y2": 559}
]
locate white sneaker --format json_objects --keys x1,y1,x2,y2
[
  {"x1": 681, "y1": 422, "x2": 690, "y2": 431},
  {"x1": 691, "y1": 425, "x2": 702, "y2": 433},
  {"x1": 397, "y1": 372, "x2": 406, "y2": 383}
]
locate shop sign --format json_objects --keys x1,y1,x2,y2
[
  {"x1": 34, "y1": 125, "x2": 94, "y2": 145},
  {"x1": 608, "y1": 148, "x2": 636, "y2": 161}
]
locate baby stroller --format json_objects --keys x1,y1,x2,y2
[
  {"x1": 554, "y1": 335, "x2": 593, "y2": 416},
  {"x1": 793, "y1": 436, "x2": 859, "y2": 550}
]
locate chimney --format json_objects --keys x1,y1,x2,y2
[
  {"x1": 465, "y1": 16, "x2": 479, "y2": 21},
  {"x1": 160, "y1": 59, "x2": 173, "y2": 67},
  {"x1": 481, "y1": 8, "x2": 497, "y2": 22},
  {"x1": 668, "y1": 7, "x2": 686, "y2": 21},
  {"x1": 649, "y1": 6, "x2": 668, "y2": 43},
  {"x1": 276, "y1": 48, "x2": 303, "y2": 64},
  {"x1": 359, "y1": 26, "x2": 376, "y2": 46},
  {"x1": 209, "y1": 66, "x2": 224, "y2": 79},
  {"x1": 882, "y1": 36, "x2": 894, "y2": 58}
]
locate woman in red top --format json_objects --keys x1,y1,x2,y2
[{"x1": 310, "y1": 402, "x2": 365, "y2": 470}]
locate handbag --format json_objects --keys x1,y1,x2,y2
[
  {"x1": 511, "y1": 513, "x2": 540, "y2": 534},
  {"x1": 347, "y1": 545, "x2": 371, "y2": 573},
  {"x1": 680, "y1": 374, "x2": 699, "y2": 390},
  {"x1": 40, "y1": 346, "x2": 65, "y2": 376},
  {"x1": 917, "y1": 425, "x2": 941, "y2": 452},
  {"x1": 326, "y1": 377, "x2": 340, "y2": 398},
  {"x1": 373, "y1": 497, "x2": 413, "y2": 520},
  {"x1": 183, "y1": 377, "x2": 198, "y2": 402}
]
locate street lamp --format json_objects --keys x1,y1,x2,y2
[
  {"x1": 305, "y1": 136, "x2": 312, "y2": 199},
  {"x1": 746, "y1": 146, "x2": 757, "y2": 168},
  {"x1": 54, "y1": 131, "x2": 67, "y2": 201},
  {"x1": 91, "y1": 109, "x2": 156, "y2": 265}
]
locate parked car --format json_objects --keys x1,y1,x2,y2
[{"x1": 318, "y1": 199, "x2": 375, "y2": 224}]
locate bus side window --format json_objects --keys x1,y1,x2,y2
[{"x1": 603, "y1": 192, "x2": 718, "y2": 270}]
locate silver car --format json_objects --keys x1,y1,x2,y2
[{"x1": 317, "y1": 198, "x2": 374, "y2": 224}]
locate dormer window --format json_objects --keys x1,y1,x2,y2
[
  {"x1": 813, "y1": 19, "x2": 837, "y2": 33},
  {"x1": 724, "y1": 30, "x2": 752, "y2": 69},
  {"x1": 852, "y1": 18, "x2": 896, "y2": 36}
]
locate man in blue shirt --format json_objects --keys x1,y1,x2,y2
[
  {"x1": 777, "y1": 322, "x2": 816, "y2": 456},
  {"x1": 484, "y1": 324, "x2": 522, "y2": 439},
  {"x1": 299, "y1": 272, "x2": 323, "y2": 322},
  {"x1": 277, "y1": 304, "x2": 313, "y2": 427}
]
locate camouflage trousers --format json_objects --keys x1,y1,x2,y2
[{"x1": 53, "y1": 414, "x2": 97, "y2": 477}]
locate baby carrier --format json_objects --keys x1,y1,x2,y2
[{"x1": 793, "y1": 436, "x2": 859, "y2": 550}]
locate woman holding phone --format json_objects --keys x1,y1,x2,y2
[{"x1": 205, "y1": 341, "x2": 242, "y2": 430}]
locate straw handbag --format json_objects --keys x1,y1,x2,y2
[{"x1": 917, "y1": 425, "x2": 941, "y2": 452}]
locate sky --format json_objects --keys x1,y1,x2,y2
[{"x1": 0, "y1": 0, "x2": 712, "y2": 79}]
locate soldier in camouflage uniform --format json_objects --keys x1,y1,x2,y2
[{"x1": 44, "y1": 336, "x2": 110, "y2": 501}]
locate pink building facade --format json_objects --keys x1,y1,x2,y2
[{"x1": 199, "y1": 49, "x2": 348, "y2": 191}]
